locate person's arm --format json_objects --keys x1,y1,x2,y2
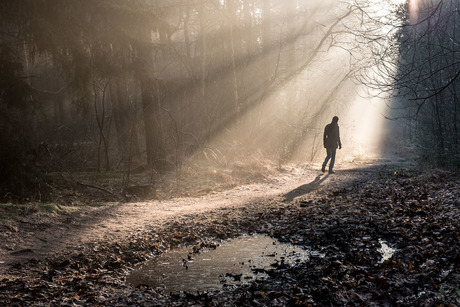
[
  {"x1": 338, "y1": 127, "x2": 342, "y2": 149},
  {"x1": 323, "y1": 126, "x2": 327, "y2": 148}
]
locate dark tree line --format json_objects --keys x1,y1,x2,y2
[
  {"x1": 356, "y1": 0, "x2": 460, "y2": 168},
  {"x1": 1, "y1": 0, "x2": 163, "y2": 199},
  {"x1": 397, "y1": 0, "x2": 460, "y2": 168}
]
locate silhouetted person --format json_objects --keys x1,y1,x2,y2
[{"x1": 322, "y1": 116, "x2": 342, "y2": 174}]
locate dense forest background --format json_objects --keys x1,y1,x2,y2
[{"x1": 0, "y1": 0, "x2": 459, "y2": 202}]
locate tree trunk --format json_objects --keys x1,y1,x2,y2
[
  {"x1": 93, "y1": 80, "x2": 111, "y2": 171},
  {"x1": 262, "y1": 0, "x2": 271, "y2": 79},
  {"x1": 227, "y1": 0, "x2": 240, "y2": 115},
  {"x1": 140, "y1": 75, "x2": 157, "y2": 168},
  {"x1": 135, "y1": 25, "x2": 167, "y2": 171},
  {"x1": 110, "y1": 77, "x2": 140, "y2": 170}
]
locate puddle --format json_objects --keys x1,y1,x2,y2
[
  {"x1": 378, "y1": 239, "x2": 396, "y2": 263},
  {"x1": 126, "y1": 234, "x2": 309, "y2": 293}
]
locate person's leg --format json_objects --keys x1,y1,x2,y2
[
  {"x1": 322, "y1": 148, "x2": 331, "y2": 172},
  {"x1": 329, "y1": 148, "x2": 337, "y2": 173}
]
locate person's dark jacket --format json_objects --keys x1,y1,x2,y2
[{"x1": 323, "y1": 122, "x2": 342, "y2": 149}]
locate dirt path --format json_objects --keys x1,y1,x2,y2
[{"x1": 0, "y1": 159, "x2": 394, "y2": 274}]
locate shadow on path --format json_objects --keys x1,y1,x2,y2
[
  {"x1": 283, "y1": 173, "x2": 329, "y2": 203},
  {"x1": 0, "y1": 202, "x2": 125, "y2": 269}
]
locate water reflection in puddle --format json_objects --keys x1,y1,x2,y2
[
  {"x1": 126, "y1": 234, "x2": 309, "y2": 293},
  {"x1": 378, "y1": 239, "x2": 396, "y2": 262}
]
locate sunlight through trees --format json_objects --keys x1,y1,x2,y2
[{"x1": 1, "y1": 0, "x2": 458, "y2": 201}]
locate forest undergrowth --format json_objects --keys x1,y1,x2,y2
[{"x1": 0, "y1": 162, "x2": 459, "y2": 306}]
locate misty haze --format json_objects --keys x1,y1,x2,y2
[{"x1": 1, "y1": 0, "x2": 459, "y2": 306}]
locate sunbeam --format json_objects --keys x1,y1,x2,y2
[{"x1": 185, "y1": 0, "x2": 398, "y2": 171}]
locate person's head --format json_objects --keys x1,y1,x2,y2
[{"x1": 332, "y1": 116, "x2": 339, "y2": 123}]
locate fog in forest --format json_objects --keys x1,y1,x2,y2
[
  {"x1": 1, "y1": 0, "x2": 459, "y2": 201},
  {"x1": 165, "y1": 0, "x2": 402, "y2": 167},
  {"x1": 3, "y1": 2, "x2": 460, "y2": 306}
]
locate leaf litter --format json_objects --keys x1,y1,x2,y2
[{"x1": 0, "y1": 164, "x2": 459, "y2": 306}]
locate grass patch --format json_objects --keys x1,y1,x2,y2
[
  {"x1": 0, "y1": 202, "x2": 74, "y2": 227},
  {"x1": 37, "y1": 203, "x2": 63, "y2": 214},
  {"x1": 0, "y1": 203, "x2": 23, "y2": 226},
  {"x1": 0, "y1": 211, "x2": 13, "y2": 225}
]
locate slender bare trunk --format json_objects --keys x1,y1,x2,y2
[{"x1": 227, "y1": 0, "x2": 240, "y2": 115}]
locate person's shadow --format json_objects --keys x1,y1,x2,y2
[{"x1": 283, "y1": 174, "x2": 329, "y2": 203}]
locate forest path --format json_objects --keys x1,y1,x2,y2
[{"x1": 0, "y1": 158, "x2": 402, "y2": 274}]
